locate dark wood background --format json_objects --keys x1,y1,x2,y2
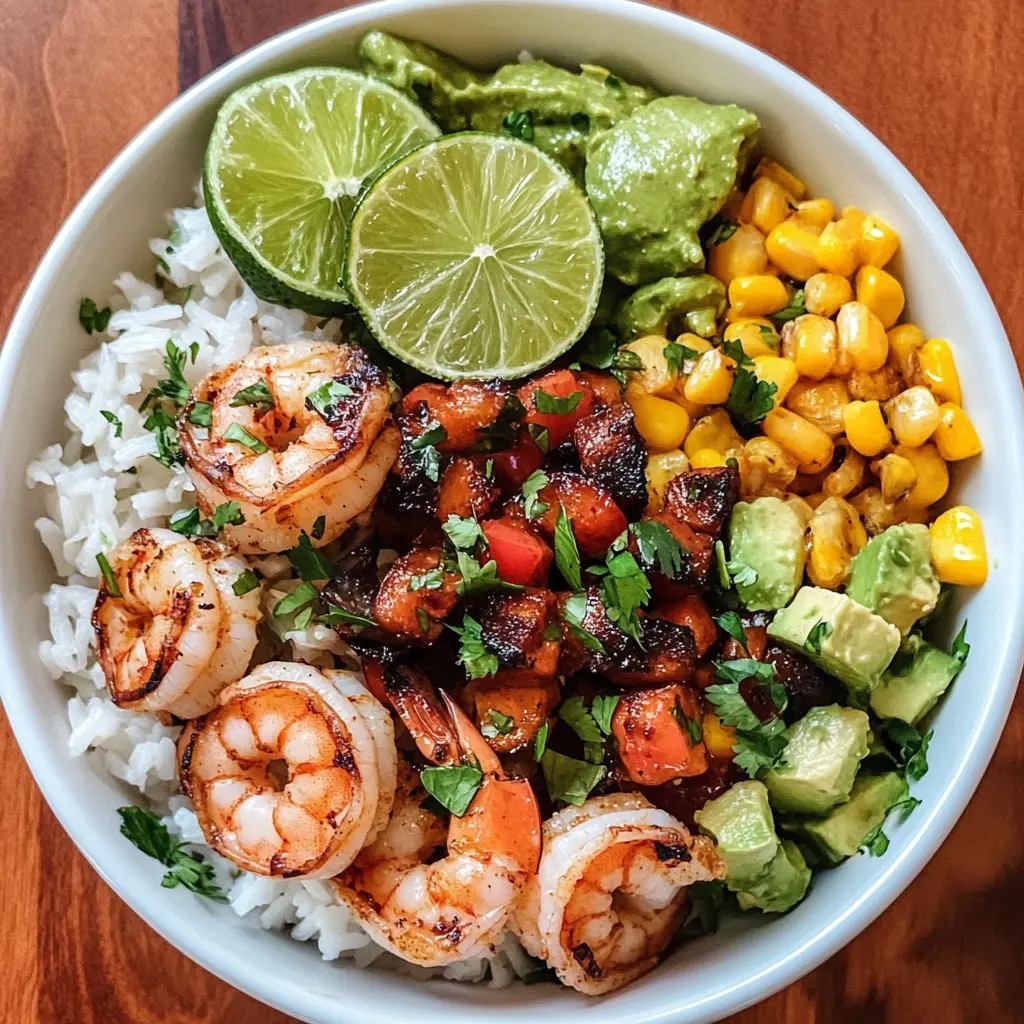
[{"x1": 1, "y1": 1, "x2": 1021, "y2": 1021}]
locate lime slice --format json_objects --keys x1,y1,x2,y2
[
  {"x1": 345, "y1": 133, "x2": 604, "y2": 380},
  {"x1": 204, "y1": 68, "x2": 440, "y2": 315}
]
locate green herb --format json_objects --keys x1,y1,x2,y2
[
  {"x1": 630, "y1": 520, "x2": 685, "y2": 578},
  {"x1": 229, "y1": 379, "x2": 274, "y2": 413},
  {"x1": 950, "y1": 621, "x2": 970, "y2": 672},
  {"x1": 188, "y1": 401, "x2": 212, "y2": 427},
  {"x1": 704, "y1": 215, "x2": 739, "y2": 247},
  {"x1": 503, "y1": 109, "x2": 535, "y2": 142},
  {"x1": 535, "y1": 389, "x2": 583, "y2": 415},
  {"x1": 223, "y1": 422, "x2": 269, "y2": 455},
  {"x1": 522, "y1": 470, "x2": 550, "y2": 519},
  {"x1": 715, "y1": 611, "x2": 747, "y2": 649},
  {"x1": 420, "y1": 764, "x2": 484, "y2": 816},
  {"x1": 588, "y1": 534, "x2": 650, "y2": 644},
  {"x1": 541, "y1": 750, "x2": 605, "y2": 806},
  {"x1": 890, "y1": 795, "x2": 921, "y2": 822},
  {"x1": 591, "y1": 694, "x2": 620, "y2": 736},
  {"x1": 485, "y1": 458, "x2": 494, "y2": 479},
  {"x1": 79, "y1": 297, "x2": 112, "y2": 335},
  {"x1": 534, "y1": 721, "x2": 549, "y2": 761},
  {"x1": 562, "y1": 592, "x2": 606, "y2": 654},
  {"x1": 306, "y1": 379, "x2": 355, "y2": 421},
  {"x1": 311, "y1": 515, "x2": 326, "y2": 542},
  {"x1": 143, "y1": 408, "x2": 184, "y2": 468},
  {"x1": 287, "y1": 533, "x2": 334, "y2": 581},
  {"x1": 554, "y1": 506, "x2": 582, "y2": 591},
  {"x1": 183, "y1": 284, "x2": 194, "y2": 303},
  {"x1": 156, "y1": 255, "x2": 170, "y2": 274},
  {"x1": 408, "y1": 420, "x2": 447, "y2": 482},
  {"x1": 770, "y1": 289, "x2": 807, "y2": 325},
  {"x1": 605, "y1": 73, "x2": 622, "y2": 89},
  {"x1": 905, "y1": 729, "x2": 932, "y2": 782},
  {"x1": 96, "y1": 552, "x2": 122, "y2": 597},
  {"x1": 100, "y1": 410, "x2": 123, "y2": 438},
  {"x1": 453, "y1": 550, "x2": 522, "y2": 597},
  {"x1": 571, "y1": 112, "x2": 590, "y2": 132},
  {"x1": 527, "y1": 422, "x2": 550, "y2": 453},
  {"x1": 318, "y1": 603, "x2": 377, "y2": 631},
  {"x1": 442, "y1": 513, "x2": 485, "y2": 551},
  {"x1": 805, "y1": 620, "x2": 833, "y2": 655},
  {"x1": 416, "y1": 606, "x2": 431, "y2": 634},
  {"x1": 575, "y1": 329, "x2": 644, "y2": 385},
  {"x1": 758, "y1": 325, "x2": 780, "y2": 348},
  {"x1": 231, "y1": 569, "x2": 260, "y2": 597},
  {"x1": 293, "y1": 606, "x2": 314, "y2": 630},
  {"x1": 860, "y1": 824, "x2": 890, "y2": 857},
  {"x1": 409, "y1": 567, "x2": 445, "y2": 592},
  {"x1": 726, "y1": 559, "x2": 759, "y2": 588},
  {"x1": 169, "y1": 501, "x2": 243, "y2": 538},
  {"x1": 477, "y1": 395, "x2": 526, "y2": 452},
  {"x1": 273, "y1": 581, "x2": 319, "y2": 619},
  {"x1": 664, "y1": 341, "x2": 699, "y2": 376},
  {"x1": 706, "y1": 661, "x2": 788, "y2": 777},
  {"x1": 673, "y1": 701, "x2": 703, "y2": 745},
  {"x1": 117, "y1": 806, "x2": 225, "y2": 900},
  {"x1": 683, "y1": 880, "x2": 726, "y2": 936},
  {"x1": 559, "y1": 695, "x2": 608, "y2": 764},
  {"x1": 155, "y1": 339, "x2": 191, "y2": 408},
  {"x1": 881, "y1": 720, "x2": 932, "y2": 782},
  {"x1": 449, "y1": 614, "x2": 499, "y2": 679},
  {"x1": 723, "y1": 339, "x2": 777, "y2": 425},
  {"x1": 482, "y1": 709, "x2": 515, "y2": 739}
]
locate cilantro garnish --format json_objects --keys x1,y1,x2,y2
[
  {"x1": 664, "y1": 341, "x2": 699, "y2": 376},
  {"x1": 420, "y1": 764, "x2": 483, "y2": 816},
  {"x1": 723, "y1": 339, "x2": 777, "y2": 425},
  {"x1": 950, "y1": 621, "x2": 969, "y2": 672},
  {"x1": 407, "y1": 420, "x2": 447, "y2": 482},
  {"x1": 527, "y1": 422, "x2": 551, "y2": 453},
  {"x1": 541, "y1": 750, "x2": 605, "y2": 806},
  {"x1": 442, "y1": 513, "x2": 485, "y2": 551},
  {"x1": 503, "y1": 110, "x2": 535, "y2": 142},
  {"x1": 704, "y1": 214, "x2": 739, "y2": 247},
  {"x1": 880, "y1": 719, "x2": 932, "y2": 783},
  {"x1": 449, "y1": 614, "x2": 499, "y2": 679},
  {"x1": 534, "y1": 389, "x2": 583, "y2": 415},
  {"x1": 805, "y1": 619, "x2": 833, "y2": 655},
  {"x1": 229, "y1": 379, "x2": 274, "y2": 414},
  {"x1": 477, "y1": 395, "x2": 526, "y2": 453},
  {"x1": 673, "y1": 701, "x2": 703, "y2": 745},
  {"x1": 143, "y1": 408, "x2": 184, "y2": 468},
  {"x1": 715, "y1": 611, "x2": 747, "y2": 649},
  {"x1": 482, "y1": 709, "x2": 515, "y2": 739},
  {"x1": 630, "y1": 520, "x2": 685, "y2": 578},
  {"x1": 554, "y1": 506, "x2": 583, "y2": 591},
  {"x1": 318, "y1": 604, "x2": 377, "y2": 631},
  {"x1": 100, "y1": 410, "x2": 123, "y2": 438},
  {"x1": 96, "y1": 552, "x2": 122, "y2": 597},
  {"x1": 231, "y1": 569, "x2": 260, "y2": 597},
  {"x1": 559, "y1": 694, "x2": 613, "y2": 764},
  {"x1": 587, "y1": 533, "x2": 651, "y2": 644},
  {"x1": 79, "y1": 297, "x2": 112, "y2": 335},
  {"x1": 168, "y1": 501, "x2": 244, "y2": 538},
  {"x1": 562, "y1": 592, "x2": 606, "y2": 653},
  {"x1": 409, "y1": 568, "x2": 445, "y2": 592},
  {"x1": 222, "y1": 422, "x2": 269, "y2": 455},
  {"x1": 188, "y1": 401, "x2": 212, "y2": 428},
  {"x1": 311, "y1": 515, "x2": 326, "y2": 542},
  {"x1": 306, "y1": 379, "x2": 354, "y2": 421},
  {"x1": 533, "y1": 721, "x2": 549, "y2": 761},
  {"x1": 286, "y1": 532, "x2": 334, "y2": 582},
  {"x1": 452, "y1": 550, "x2": 522, "y2": 597},
  {"x1": 416, "y1": 606, "x2": 431, "y2": 634},
  {"x1": 522, "y1": 470, "x2": 550, "y2": 519},
  {"x1": 770, "y1": 288, "x2": 807, "y2": 325},
  {"x1": 726, "y1": 558, "x2": 759, "y2": 588},
  {"x1": 575, "y1": 328, "x2": 644, "y2": 385},
  {"x1": 273, "y1": 581, "x2": 319, "y2": 619}
]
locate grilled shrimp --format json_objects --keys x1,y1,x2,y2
[
  {"x1": 92, "y1": 527, "x2": 259, "y2": 718},
  {"x1": 178, "y1": 662, "x2": 397, "y2": 878},
  {"x1": 512, "y1": 792, "x2": 725, "y2": 995},
  {"x1": 180, "y1": 341, "x2": 400, "y2": 553},
  {"x1": 333, "y1": 670, "x2": 541, "y2": 967}
]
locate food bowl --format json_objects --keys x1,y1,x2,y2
[{"x1": 2, "y1": 1, "x2": 1021, "y2": 1021}]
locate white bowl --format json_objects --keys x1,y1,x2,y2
[{"x1": 2, "y1": 1, "x2": 1021, "y2": 1021}]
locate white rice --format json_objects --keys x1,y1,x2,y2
[{"x1": 28, "y1": 190, "x2": 535, "y2": 986}]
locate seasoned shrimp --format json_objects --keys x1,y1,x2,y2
[
  {"x1": 178, "y1": 662, "x2": 396, "y2": 878},
  {"x1": 512, "y1": 792, "x2": 725, "y2": 995},
  {"x1": 334, "y1": 672, "x2": 541, "y2": 967},
  {"x1": 92, "y1": 527, "x2": 259, "y2": 718},
  {"x1": 180, "y1": 341, "x2": 400, "y2": 553}
]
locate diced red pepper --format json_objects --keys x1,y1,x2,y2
[
  {"x1": 517, "y1": 369, "x2": 595, "y2": 448},
  {"x1": 481, "y1": 518, "x2": 553, "y2": 586}
]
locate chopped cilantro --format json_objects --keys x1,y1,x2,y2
[
  {"x1": 169, "y1": 501, "x2": 243, "y2": 538},
  {"x1": 770, "y1": 288, "x2": 807, "y2": 325},
  {"x1": 229, "y1": 379, "x2": 274, "y2": 413},
  {"x1": 805, "y1": 619, "x2": 833, "y2": 655},
  {"x1": 715, "y1": 611, "x2": 747, "y2": 649},
  {"x1": 449, "y1": 614, "x2": 499, "y2": 679},
  {"x1": 522, "y1": 470, "x2": 550, "y2": 519},
  {"x1": 706, "y1": 661, "x2": 788, "y2": 777},
  {"x1": 562, "y1": 592, "x2": 606, "y2": 654},
  {"x1": 96, "y1": 552, "x2": 122, "y2": 598},
  {"x1": 318, "y1": 604, "x2": 377, "y2": 631},
  {"x1": 407, "y1": 420, "x2": 447, "y2": 482},
  {"x1": 100, "y1": 410, "x2": 123, "y2": 438},
  {"x1": 416, "y1": 606, "x2": 431, "y2": 634},
  {"x1": 559, "y1": 695, "x2": 609, "y2": 764},
  {"x1": 231, "y1": 569, "x2": 260, "y2": 597},
  {"x1": 588, "y1": 534, "x2": 650, "y2": 644},
  {"x1": 273, "y1": 581, "x2": 319, "y2": 618},
  {"x1": 664, "y1": 341, "x2": 699, "y2": 376},
  {"x1": 673, "y1": 701, "x2": 703, "y2": 745},
  {"x1": 477, "y1": 395, "x2": 526, "y2": 453},
  {"x1": 188, "y1": 401, "x2": 212, "y2": 428},
  {"x1": 704, "y1": 214, "x2": 739, "y2": 247},
  {"x1": 79, "y1": 297, "x2": 112, "y2": 335},
  {"x1": 860, "y1": 824, "x2": 890, "y2": 857},
  {"x1": 534, "y1": 389, "x2": 583, "y2": 415},
  {"x1": 726, "y1": 558, "x2": 759, "y2": 588},
  {"x1": 630, "y1": 520, "x2": 685, "y2": 578},
  {"x1": 527, "y1": 422, "x2": 550, "y2": 453},
  {"x1": 286, "y1": 532, "x2": 334, "y2": 581},
  {"x1": 453, "y1": 550, "x2": 522, "y2": 597},
  {"x1": 950, "y1": 621, "x2": 969, "y2": 672},
  {"x1": 554, "y1": 506, "x2": 583, "y2": 591},
  {"x1": 503, "y1": 109, "x2": 535, "y2": 142},
  {"x1": 311, "y1": 515, "x2": 326, "y2": 542},
  {"x1": 723, "y1": 338, "x2": 777, "y2": 425},
  {"x1": 420, "y1": 764, "x2": 483, "y2": 816},
  {"x1": 533, "y1": 721, "x2": 549, "y2": 761},
  {"x1": 222, "y1": 422, "x2": 268, "y2": 455},
  {"x1": 482, "y1": 709, "x2": 515, "y2": 739},
  {"x1": 541, "y1": 750, "x2": 605, "y2": 806},
  {"x1": 442, "y1": 514, "x2": 485, "y2": 551}
]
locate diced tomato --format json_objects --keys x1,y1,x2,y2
[
  {"x1": 517, "y1": 369, "x2": 595, "y2": 448},
  {"x1": 490, "y1": 434, "x2": 545, "y2": 491},
  {"x1": 481, "y1": 518, "x2": 553, "y2": 586},
  {"x1": 651, "y1": 595, "x2": 718, "y2": 658}
]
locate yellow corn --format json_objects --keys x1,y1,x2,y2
[
  {"x1": 894, "y1": 444, "x2": 949, "y2": 510},
  {"x1": 630, "y1": 393, "x2": 692, "y2": 451},
  {"x1": 814, "y1": 215, "x2": 861, "y2": 276},
  {"x1": 792, "y1": 197, "x2": 835, "y2": 232},
  {"x1": 887, "y1": 386, "x2": 940, "y2": 447},
  {"x1": 934, "y1": 403, "x2": 982, "y2": 461},
  {"x1": 765, "y1": 220, "x2": 821, "y2": 280},
  {"x1": 781, "y1": 314, "x2": 838, "y2": 380},
  {"x1": 785, "y1": 378, "x2": 850, "y2": 437},
  {"x1": 823, "y1": 440, "x2": 865, "y2": 497},
  {"x1": 836, "y1": 301, "x2": 889, "y2": 372},
  {"x1": 622, "y1": 334, "x2": 676, "y2": 397},
  {"x1": 763, "y1": 407, "x2": 835, "y2": 471},
  {"x1": 887, "y1": 323, "x2": 925, "y2": 380},
  {"x1": 708, "y1": 223, "x2": 768, "y2": 286},
  {"x1": 841, "y1": 206, "x2": 867, "y2": 231},
  {"x1": 847, "y1": 366, "x2": 902, "y2": 402},
  {"x1": 807, "y1": 496, "x2": 867, "y2": 589},
  {"x1": 646, "y1": 450, "x2": 691, "y2": 510},
  {"x1": 753, "y1": 355, "x2": 799, "y2": 406},
  {"x1": 748, "y1": 177, "x2": 793, "y2": 236},
  {"x1": 728, "y1": 274, "x2": 788, "y2": 317},
  {"x1": 754, "y1": 157, "x2": 807, "y2": 200},
  {"x1": 842, "y1": 399, "x2": 891, "y2": 456},
  {"x1": 683, "y1": 349, "x2": 735, "y2": 405},
  {"x1": 684, "y1": 409, "x2": 745, "y2": 460},
  {"x1": 723, "y1": 318, "x2": 779, "y2": 359},
  {"x1": 916, "y1": 338, "x2": 962, "y2": 405},
  {"x1": 739, "y1": 436, "x2": 798, "y2": 498},
  {"x1": 850, "y1": 487, "x2": 896, "y2": 536},
  {"x1": 855, "y1": 265, "x2": 905, "y2": 329},
  {"x1": 689, "y1": 447, "x2": 728, "y2": 468},
  {"x1": 702, "y1": 712, "x2": 736, "y2": 759},
  {"x1": 721, "y1": 187, "x2": 746, "y2": 221},
  {"x1": 874, "y1": 453, "x2": 918, "y2": 503},
  {"x1": 859, "y1": 214, "x2": 900, "y2": 268},
  {"x1": 784, "y1": 494, "x2": 815, "y2": 527},
  {"x1": 804, "y1": 272, "x2": 853, "y2": 317},
  {"x1": 929, "y1": 506, "x2": 988, "y2": 586}
]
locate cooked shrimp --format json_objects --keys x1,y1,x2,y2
[
  {"x1": 334, "y1": 675, "x2": 541, "y2": 967},
  {"x1": 92, "y1": 527, "x2": 259, "y2": 718},
  {"x1": 178, "y1": 662, "x2": 396, "y2": 878},
  {"x1": 512, "y1": 792, "x2": 725, "y2": 995},
  {"x1": 180, "y1": 341, "x2": 400, "y2": 553}
]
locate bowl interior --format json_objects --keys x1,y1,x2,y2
[{"x1": 2, "y1": 2, "x2": 1021, "y2": 1023}]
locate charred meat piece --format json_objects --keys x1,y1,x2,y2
[
  {"x1": 402, "y1": 380, "x2": 512, "y2": 453},
  {"x1": 535, "y1": 472, "x2": 628, "y2": 559},
  {"x1": 489, "y1": 433, "x2": 546, "y2": 492},
  {"x1": 627, "y1": 757, "x2": 747, "y2": 829},
  {"x1": 575, "y1": 370, "x2": 623, "y2": 409},
  {"x1": 573, "y1": 402, "x2": 648, "y2": 516},
  {"x1": 662, "y1": 466, "x2": 740, "y2": 537},
  {"x1": 765, "y1": 643, "x2": 844, "y2": 724},
  {"x1": 373, "y1": 547, "x2": 460, "y2": 643},
  {"x1": 461, "y1": 670, "x2": 560, "y2": 754},
  {"x1": 481, "y1": 512, "x2": 554, "y2": 587},
  {"x1": 603, "y1": 618, "x2": 698, "y2": 687},
  {"x1": 517, "y1": 368, "x2": 596, "y2": 448},
  {"x1": 721, "y1": 624, "x2": 768, "y2": 662},
  {"x1": 437, "y1": 457, "x2": 500, "y2": 522},
  {"x1": 373, "y1": 471, "x2": 437, "y2": 549},
  {"x1": 650, "y1": 595, "x2": 718, "y2": 658},
  {"x1": 319, "y1": 544, "x2": 394, "y2": 645},
  {"x1": 479, "y1": 589, "x2": 559, "y2": 674}
]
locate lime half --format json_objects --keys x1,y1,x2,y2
[
  {"x1": 204, "y1": 68, "x2": 440, "y2": 315},
  {"x1": 345, "y1": 133, "x2": 604, "y2": 380}
]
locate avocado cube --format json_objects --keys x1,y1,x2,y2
[
  {"x1": 846, "y1": 524, "x2": 940, "y2": 635},
  {"x1": 767, "y1": 587, "x2": 902, "y2": 701},
  {"x1": 728, "y1": 497, "x2": 807, "y2": 611},
  {"x1": 765, "y1": 705, "x2": 870, "y2": 815},
  {"x1": 734, "y1": 840, "x2": 811, "y2": 913},
  {"x1": 870, "y1": 634, "x2": 960, "y2": 725},
  {"x1": 693, "y1": 780, "x2": 778, "y2": 883},
  {"x1": 799, "y1": 772, "x2": 909, "y2": 864}
]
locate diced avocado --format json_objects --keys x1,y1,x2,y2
[
  {"x1": 735, "y1": 840, "x2": 811, "y2": 913},
  {"x1": 728, "y1": 498, "x2": 807, "y2": 611},
  {"x1": 870, "y1": 634, "x2": 960, "y2": 725},
  {"x1": 767, "y1": 586, "x2": 901, "y2": 702},
  {"x1": 846, "y1": 524, "x2": 940, "y2": 635},
  {"x1": 765, "y1": 705, "x2": 870, "y2": 814},
  {"x1": 693, "y1": 780, "x2": 778, "y2": 883},
  {"x1": 799, "y1": 772, "x2": 909, "y2": 864}
]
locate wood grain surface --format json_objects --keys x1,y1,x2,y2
[{"x1": 1, "y1": 1, "x2": 1021, "y2": 1021}]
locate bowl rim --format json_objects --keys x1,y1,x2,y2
[{"x1": 3, "y1": 1, "x2": 1022, "y2": 1021}]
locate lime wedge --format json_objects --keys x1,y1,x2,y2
[
  {"x1": 204, "y1": 68, "x2": 440, "y2": 315},
  {"x1": 345, "y1": 133, "x2": 604, "y2": 380}
]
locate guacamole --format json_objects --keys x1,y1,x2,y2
[
  {"x1": 616, "y1": 274, "x2": 725, "y2": 340},
  {"x1": 585, "y1": 96, "x2": 760, "y2": 286}
]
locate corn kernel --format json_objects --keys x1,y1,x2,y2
[
  {"x1": 689, "y1": 447, "x2": 728, "y2": 469},
  {"x1": 804, "y1": 273, "x2": 853, "y2": 317},
  {"x1": 855, "y1": 265, "x2": 905, "y2": 329},
  {"x1": 785, "y1": 378, "x2": 850, "y2": 436},
  {"x1": 841, "y1": 206, "x2": 867, "y2": 232},
  {"x1": 683, "y1": 348, "x2": 735, "y2": 405},
  {"x1": 814, "y1": 216, "x2": 861, "y2": 276},
  {"x1": 860, "y1": 214, "x2": 900, "y2": 268},
  {"x1": 754, "y1": 157, "x2": 807, "y2": 200},
  {"x1": 792, "y1": 197, "x2": 835, "y2": 232},
  {"x1": 763, "y1": 407, "x2": 834, "y2": 471},
  {"x1": 728, "y1": 274, "x2": 788, "y2": 317},
  {"x1": 842, "y1": 400, "x2": 891, "y2": 456},
  {"x1": 894, "y1": 444, "x2": 948, "y2": 510},
  {"x1": 765, "y1": 220, "x2": 821, "y2": 280},
  {"x1": 622, "y1": 334, "x2": 676, "y2": 397},
  {"x1": 784, "y1": 494, "x2": 815, "y2": 526},
  {"x1": 874, "y1": 453, "x2": 918, "y2": 502},
  {"x1": 916, "y1": 338, "x2": 962, "y2": 405},
  {"x1": 807, "y1": 496, "x2": 867, "y2": 589},
  {"x1": 934, "y1": 403, "x2": 982, "y2": 461},
  {"x1": 850, "y1": 487, "x2": 896, "y2": 536},
  {"x1": 748, "y1": 176, "x2": 793, "y2": 236},
  {"x1": 753, "y1": 355, "x2": 799, "y2": 405},
  {"x1": 723, "y1": 318, "x2": 779, "y2": 359},
  {"x1": 847, "y1": 366, "x2": 902, "y2": 402},
  {"x1": 823, "y1": 440, "x2": 865, "y2": 497},
  {"x1": 887, "y1": 323, "x2": 925, "y2": 380},
  {"x1": 739, "y1": 436, "x2": 797, "y2": 498},
  {"x1": 646, "y1": 450, "x2": 690, "y2": 510},
  {"x1": 684, "y1": 409, "x2": 745, "y2": 459},
  {"x1": 781, "y1": 314, "x2": 838, "y2": 380},
  {"x1": 836, "y1": 301, "x2": 889, "y2": 372},
  {"x1": 708, "y1": 223, "x2": 768, "y2": 286},
  {"x1": 887, "y1": 386, "x2": 940, "y2": 447},
  {"x1": 929, "y1": 506, "x2": 987, "y2": 586},
  {"x1": 721, "y1": 187, "x2": 745, "y2": 221},
  {"x1": 702, "y1": 711, "x2": 737, "y2": 759},
  {"x1": 630, "y1": 393, "x2": 692, "y2": 451}
]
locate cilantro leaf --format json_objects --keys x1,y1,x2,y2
[
  {"x1": 705, "y1": 681, "x2": 761, "y2": 733},
  {"x1": 706, "y1": 662, "x2": 788, "y2": 777},
  {"x1": 723, "y1": 340, "x2": 777, "y2": 425},
  {"x1": 286, "y1": 532, "x2": 334, "y2": 581},
  {"x1": 950, "y1": 621, "x2": 969, "y2": 672},
  {"x1": 449, "y1": 614, "x2": 499, "y2": 679},
  {"x1": 770, "y1": 289, "x2": 807, "y2": 325},
  {"x1": 482, "y1": 709, "x2": 515, "y2": 738},
  {"x1": 503, "y1": 109, "x2": 535, "y2": 142},
  {"x1": 533, "y1": 721, "x2": 549, "y2": 761},
  {"x1": 683, "y1": 880, "x2": 726, "y2": 936},
  {"x1": 311, "y1": 515, "x2": 326, "y2": 542},
  {"x1": 273, "y1": 581, "x2": 319, "y2": 619},
  {"x1": 590, "y1": 694, "x2": 620, "y2": 736},
  {"x1": 534, "y1": 389, "x2": 583, "y2": 415},
  {"x1": 715, "y1": 611, "x2": 747, "y2": 649},
  {"x1": 562, "y1": 592, "x2": 606, "y2": 654},
  {"x1": 630, "y1": 520, "x2": 685, "y2": 578},
  {"x1": 96, "y1": 552, "x2": 123, "y2": 598},
  {"x1": 541, "y1": 750, "x2": 605, "y2": 806},
  {"x1": 100, "y1": 410, "x2": 123, "y2": 437},
  {"x1": 407, "y1": 420, "x2": 447, "y2": 482},
  {"x1": 592, "y1": 536, "x2": 650, "y2": 644},
  {"x1": 559, "y1": 695, "x2": 607, "y2": 763},
  {"x1": 575, "y1": 329, "x2": 644, "y2": 383},
  {"x1": 554, "y1": 506, "x2": 583, "y2": 591},
  {"x1": 859, "y1": 823, "x2": 890, "y2": 857},
  {"x1": 318, "y1": 603, "x2": 377, "y2": 631},
  {"x1": 890, "y1": 796, "x2": 922, "y2": 823},
  {"x1": 420, "y1": 764, "x2": 483, "y2": 816},
  {"x1": 522, "y1": 470, "x2": 550, "y2": 519},
  {"x1": 805, "y1": 619, "x2": 833, "y2": 655},
  {"x1": 442, "y1": 513, "x2": 485, "y2": 551},
  {"x1": 306, "y1": 379, "x2": 355, "y2": 421},
  {"x1": 211, "y1": 501, "x2": 244, "y2": 531},
  {"x1": 409, "y1": 568, "x2": 445, "y2": 591},
  {"x1": 453, "y1": 550, "x2": 522, "y2": 597},
  {"x1": 672, "y1": 700, "x2": 703, "y2": 745},
  {"x1": 188, "y1": 401, "x2": 212, "y2": 427},
  {"x1": 704, "y1": 214, "x2": 739, "y2": 247},
  {"x1": 79, "y1": 297, "x2": 112, "y2": 335},
  {"x1": 223, "y1": 422, "x2": 269, "y2": 454},
  {"x1": 231, "y1": 569, "x2": 260, "y2": 597},
  {"x1": 229, "y1": 379, "x2": 274, "y2": 414},
  {"x1": 416, "y1": 606, "x2": 431, "y2": 634},
  {"x1": 527, "y1": 422, "x2": 550, "y2": 453},
  {"x1": 664, "y1": 341, "x2": 699, "y2": 376},
  {"x1": 714, "y1": 540, "x2": 732, "y2": 590},
  {"x1": 477, "y1": 395, "x2": 526, "y2": 453},
  {"x1": 905, "y1": 728, "x2": 932, "y2": 782},
  {"x1": 156, "y1": 339, "x2": 191, "y2": 408}
]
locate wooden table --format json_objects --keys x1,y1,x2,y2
[{"x1": 1, "y1": 1, "x2": 1021, "y2": 1021}]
